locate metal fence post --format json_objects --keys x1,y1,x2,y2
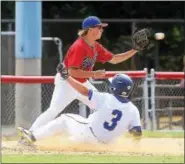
[
  {"x1": 150, "y1": 68, "x2": 156, "y2": 130},
  {"x1": 143, "y1": 68, "x2": 149, "y2": 130},
  {"x1": 53, "y1": 37, "x2": 63, "y2": 62},
  {"x1": 15, "y1": 2, "x2": 42, "y2": 128},
  {"x1": 41, "y1": 37, "x2": 63, "y2": 62},
  {"x1": 8, "y1": 23, "x2": 14, "y2": 75}
]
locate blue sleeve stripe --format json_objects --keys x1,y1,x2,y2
[{"x1": 88, "y1": 89, "x2": 93, "y2": 100}]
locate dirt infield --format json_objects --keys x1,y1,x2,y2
[{"x1": 2, "y1": 136, "x2": 184, "y2": 156}]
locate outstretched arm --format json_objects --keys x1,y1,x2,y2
[
  {"x1": 129, "y1": 108, "x2": 142, "y2": 142},
  {"x1": 109, "y1": 29, "x2": 151, "y2": 64},
  {"x1": 68, "y1": 68, "x2": 105, "y2": 79},
  {"x1": 56, "y1": 63, "x2": 89, "y2": 97},
  {"x1": 109, "y1": 49, "x2": 138, "y2": 64},
  {"x1": 67, "y1": 76, "x2": 89, "y2": 97}
]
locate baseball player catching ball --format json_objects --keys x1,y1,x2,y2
[
  {"x1": 18, "y1": 63, "x2": 142, "y2": 145},
  {"x1": 18, "y1": 16, "x2": 150, "y2": 145}
]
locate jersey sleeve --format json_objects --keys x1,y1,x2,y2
[
  {"x1": 88, "y1": 90, "x2": 107, "y2": 109},
  {"x1": 66, "y1": 45, "x2": 86, "y2": 68},
  {"x1": 130, "y1": 108, "x2": 141, "y2": 128},
  {"x1": 96, "y1": 43, "x2": 113, "y2": 63}
]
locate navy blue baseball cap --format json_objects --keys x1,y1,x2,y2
[{"x1": 78, "y1": 16, "x2": 108, "y2": 35}]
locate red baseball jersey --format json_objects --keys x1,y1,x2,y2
[{"x1": 64, "y1": 37, "x2": 113, "y2": 83}]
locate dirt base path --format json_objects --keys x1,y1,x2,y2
[{"x1": 2, "y1": 136, "x2": 184, "y2": 156}]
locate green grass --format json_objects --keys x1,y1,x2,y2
[
  {"x1": 142, "y1": 130, "x2": 184, "y2": 138},
  {"x1": 2, "y1": 154, "x2": 184, "y2": 163},
  {"x1": 123, "y1": 130, "x2": 184, "y2": 139}
]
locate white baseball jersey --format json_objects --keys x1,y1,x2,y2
[
  {"x1": 32, "y1": 88, "x2": 141, "y2": 144},
  {"x1": 87, "y1": 90, "x2": 141, "y2": 143}
]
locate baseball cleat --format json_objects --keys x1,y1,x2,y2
[
  {"x1": 17, "y1": 127, "x2": 25, "y2": 137},
  {"x1": 17, "y1": 127, "x2": 36, "y2": 144}
]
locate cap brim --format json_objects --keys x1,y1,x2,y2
[
  {"x1": 78, "y1": 23, "x2": 108, "y2": 36},
  {"x1": 99, "y1": 23, "x2": 108, "y2": 27}
]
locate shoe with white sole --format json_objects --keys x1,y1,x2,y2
[{"x1": 17, "y1": 127, "x2": 36, "y2": 147}]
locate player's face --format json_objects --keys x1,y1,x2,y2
[{"x1": 91, "y1": 25, "x2": 104, "y2": 40}]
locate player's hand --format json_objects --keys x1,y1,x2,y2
[
  {"x1": 56, "y1": 63, "x2": 69, "y2": 80},
  {"x1": 93, "y1": 70, "x2": 106, "y2": 79},
  {"x1": 132, "y1": 28, "x2": 151, "y2": 51}
]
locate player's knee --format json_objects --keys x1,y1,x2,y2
[
  {"x1": 59, "y1": 114, "x2": 68, "y2": 120},
  {"x1": 46, "y1": 107, "x2": 62, "y2": 118}
]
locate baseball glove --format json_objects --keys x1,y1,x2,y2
[
  {"x1": 132, "y1": 28, "x2": 151, "y2": 51},
  {"x1": 56, "y1": 63, "x2": 69, "y2": 80}
]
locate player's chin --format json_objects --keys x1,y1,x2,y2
[{"x1": 96, "y1": 35, "x2": 102, "y2": 40}]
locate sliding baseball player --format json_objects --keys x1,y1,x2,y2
[{"x1": 18, "y1": 63, "x2": 142, "y2": 145}]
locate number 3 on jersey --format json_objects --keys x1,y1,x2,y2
[{"x1": 103, "y1": 109, "x2": 122, "y2": 131}]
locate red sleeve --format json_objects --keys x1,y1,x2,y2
[
  {"x1": 65, "y1": 44, "x2": 86, "y2": 68},
  {"x1": 96, "y1": 43, "x2": 113, "y2": 63}
]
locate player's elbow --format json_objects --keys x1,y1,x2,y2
[
  {"x1": 81, "y1": 89, "x2": 89, "y2": 97},
  {"x1": 109, "y1": 56, "x2": 119, "y2": 64},
  {"x1": 129, "y1": 126, "x2": 142, "y2": 140},
  {"x1": 68, "y1": 68, "x2": 79, "y2": 77}
]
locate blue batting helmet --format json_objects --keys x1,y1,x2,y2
[{"x1": 110, "y1": 74, "x2": 133, "y2": 98}]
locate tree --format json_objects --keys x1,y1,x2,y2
[{"x1": 2, "y1": 1, "x2": 184, "y2": 71}]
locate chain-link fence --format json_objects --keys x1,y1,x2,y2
[
  {"x1": 1, "y1": 34, "x2": 63, "y2": 77},
  {"x1": 1, "y1": 76, "x2": 147, "y2": 127},
  {"x1": 155, "y1": 80, "x2": 184, "y2": 130},
  {"x1": 1, "y1": 34, "x2": 15, "y2": 76},
  {"x1": 150, "y1": 71, "x2": 184, "y2": 130},
  {"x1": 1, "y1": 71, "x2": 184, "y2": 131}
]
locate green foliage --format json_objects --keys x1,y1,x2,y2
[
  {"x1": 1, "y1": 1, "x2": 15, "y2": 18},
  {"x1": 2, "y1": 2, "x2": 184, "y2": 71}
]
